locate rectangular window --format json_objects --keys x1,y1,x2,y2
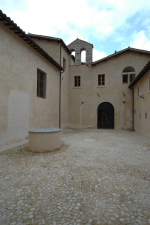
[
  {"x1": 74, "y1": 76, "x2": 81, "y2": 87},
  {"x1": 37, "y1": 69, "x2": 46, "y2": 98},
  {"x1": 139, "y1": 113, "x2": 141, "y2": 119},
  {"x1": 129, "y1": 74, "x2": 135, "y2": 83},
  {"x1": 123, "y1": 74, "x2": 128, "y2": 83},
  {"x1": 145, "y1": 113, "x2": 147, "y2": 119},
  {"x1": 98, "y1": 74, "x2": 105, "y2": 86},
  {"x1": 137, "y1": 86, "x2": 139, "y2": 97},
  {"x1": 63, "y1": 57, "x2": 66, "y2": 69}
]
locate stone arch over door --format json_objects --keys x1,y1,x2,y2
[{"x1": 97, "y1": 102, "x2": 114, "y2": 129}]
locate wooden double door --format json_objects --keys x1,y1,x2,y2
[{"x1": 97, "y1": 102, "x2": 114, "y2": 129}]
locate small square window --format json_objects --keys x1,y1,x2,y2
[
  {"x1": 129, "y1": 74, "x2": 135, "y2": 83},
  {"x1": 123, "y1": 74, "x2": 128, "y2": 83},
  {"x1": 63, "y1": 57, "x2": 66, "y2": 69},
  {"x1": 98, "y1": 74, "x2": 105, "y2": 86},
  {"x1": 74, "y1": 76, "x2": 81, "y2": 87},
  {"x1": 145, "y1": 113, "x2": 147, "y2": 119},
  {"x1": 37, "y1": 69, "x2": 46, "y2": 98}
]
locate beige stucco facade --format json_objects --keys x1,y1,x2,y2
[
  {"x1": 0, "y1": 23, "x2": 60, "y2": 148},
  {"x1": 133, "y1": 70, "x2": 150, "y2": 138},
  {"x1": 68, "y1": 52, "x2": 150, "y2": 130},
  {"x1": 1, "y1": 9, "x2": 150, "y2": 148},
  {"x1": 31, "y1": 38, "x2": 73, "y2": 129}
]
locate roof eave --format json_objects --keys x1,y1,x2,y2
[
  {"x1": 129, "y1": 60, "x2": 150, "y2": 88},
  {"x1": 92, "y1": 47, "x2": 150, "y2": 66},
  {"x1": 0, "y1": 10, "x2": 63, "y2": 71},
  {"x1": 28, "y1": 33, "x2": 71, "y2": 54}
]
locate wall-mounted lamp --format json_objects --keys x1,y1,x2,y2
[
  {"x1": 82, "y1": 100, "x2": 84, "y2": 104},
  {"x1": 139, "y1": 93, "x2": 144, "y2": 99},
  {"x1": 123, "y1": 99, "x2": 126, "y2": 103}
]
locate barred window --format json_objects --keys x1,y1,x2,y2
[
  {"x1": 37, "y1": 69, "x2": 46, "y2": 98},
  {"x1": 74, "y1": 76, "x2": 81, "y2": 87},
  {"x1": 98, "y1": 74, "x2": 105, "y2": 86}
]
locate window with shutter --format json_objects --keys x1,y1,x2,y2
[{"x1": 37, "y1": 69, "x2": 46, "y2": 99}]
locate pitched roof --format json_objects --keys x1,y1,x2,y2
[
  {"x1": 92, "y1": 47, "x2": 150, "y2": 66},
  {"x1": 28, "y1": 33, "x2": 71, "y2": 54},
  {"x1": 0, "y1": 10, "x2": 63, "y2": 71},
  {"x1": 129, "y1": 60, "x2": 150, "y2": 88},
  {"x1": 67, "y1": 38, "x2": 94, "y2": 48}
]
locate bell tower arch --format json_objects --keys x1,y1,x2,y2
[{"x1": 68, "y1": 38, "x2": 93, "y2": 65}]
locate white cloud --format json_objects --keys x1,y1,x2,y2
[
  {"x1": 1, "y1": 0, "x2": 150, "y2": 59},
  {"x1": 93, "y1": 49, "x2": 107, "y2": 61},
  {"x1": 1, "y1": 0, "x2": 150, "y2": 39},
  {"x1": 130, "y1": 30, "x2": 150, "y2": 51},
  {"x1": 65, "y1": 31, "x2": 87, "y2": 45}
]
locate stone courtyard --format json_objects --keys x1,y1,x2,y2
[{"x1": 0, "y1": 129, "x2": 150, "y2": 225}]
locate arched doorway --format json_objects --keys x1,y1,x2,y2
[{"x1": 97, "y1": 102, "x2": 114, "y2": 129}]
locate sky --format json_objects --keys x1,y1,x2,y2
[{"x1": 1, "y1": 0, "x2": 150, "y2": 62}]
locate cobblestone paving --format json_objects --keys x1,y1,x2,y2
[{"x1": 0, "y1": 129, "x2": 150, "y2": 225}]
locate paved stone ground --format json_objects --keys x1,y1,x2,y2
[{"x1": 0, "y1": 129, "x2": 150, "y2": 225}]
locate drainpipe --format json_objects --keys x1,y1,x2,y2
[
  {"x1": 131, "y1": 88, "x2": 134, "y2": 131},
  {"x1": 59, "y1": 43, "x2": 64, "y2": 129}
]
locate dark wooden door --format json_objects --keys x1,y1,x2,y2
[{"x1": 97, "y1": 102, "x2": 114, "y2": 129}]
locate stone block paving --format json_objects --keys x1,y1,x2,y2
[{"x1": 0, "y1": 129, "x2": 150, "y2": 225}]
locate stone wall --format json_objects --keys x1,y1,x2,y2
[{"x1": 68, "y1": 38, "x2": 93, "y2": 65}]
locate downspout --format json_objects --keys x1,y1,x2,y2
[
  {"x1": 59, "y1": 43, "x2": 64, "y2": 129},
  {"x1": 131, "y1": 87, "x2": 134, "y2": 131}
]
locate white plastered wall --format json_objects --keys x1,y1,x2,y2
[
  {"x1": 68, "y1": 52, "x2": 150, "y2": 130},
  {"x1": 0, "y1": 23, "x2": 60, "y2": 147}
]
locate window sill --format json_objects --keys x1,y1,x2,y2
[
  {"x1": 72, "y1": 87, "x2": 82, "y2": 89},
  {"x1": 96, "y1": 86, "x2": 106, "y2": 88},
  {"x1": 37, "y1": 96, "x2": 46, "y2": 99}
]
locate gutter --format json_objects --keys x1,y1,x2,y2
[
  {"x1": 131, "y1": 88, "x2": 134, "y2": 131},
  {"x1": 128, "y1": 87, "x2": 134, "y2": 131}
]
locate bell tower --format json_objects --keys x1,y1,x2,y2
[{"x1": 67, "y1": 38, "x2": 93, "y2": 65}]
